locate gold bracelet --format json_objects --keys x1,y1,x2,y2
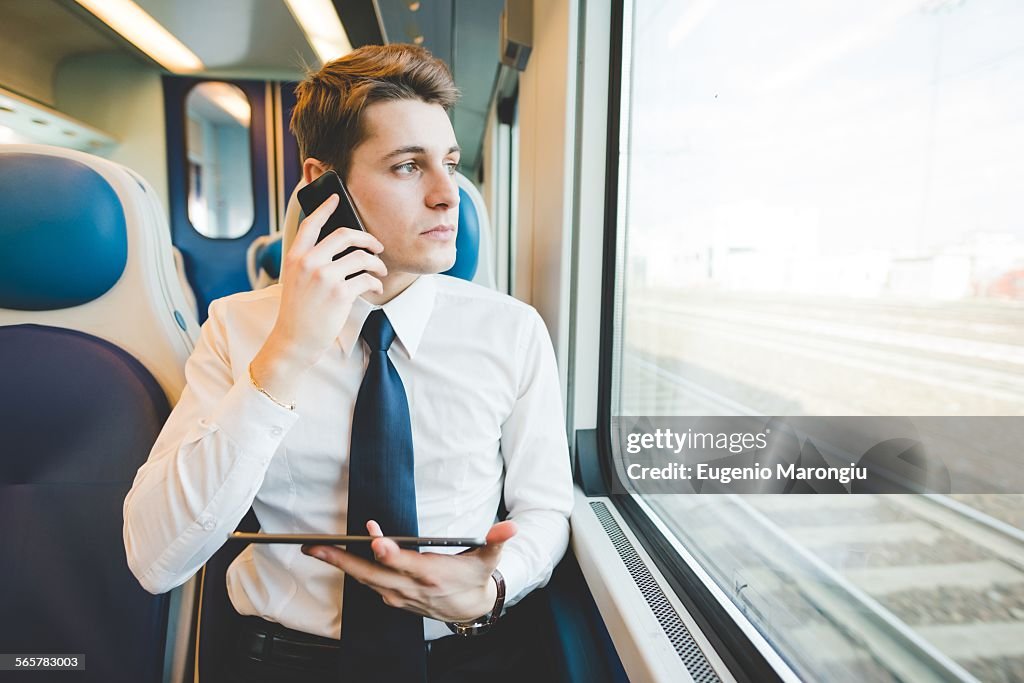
[{"x1": 248, "y1": 361, "x2": 295, "y2": 411}]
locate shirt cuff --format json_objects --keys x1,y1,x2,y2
[
  {"x1": 496, "y1": 550, "x2": 531, "y2": 610},
  {"x1": 208, "y1": 376, "x2": 300, "y2": 463}
]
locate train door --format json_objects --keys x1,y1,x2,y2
[{"x1": 163, "y1": 76, "x2": 300, "y2": 321}]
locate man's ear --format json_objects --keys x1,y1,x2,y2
[{"x1": 302, "y1": 158, "x2": 331, "y2": 184}]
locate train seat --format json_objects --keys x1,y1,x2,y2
[
  {"x1": 0, "y1": 145, "x2": 198, "y2": 399},
  {"x1": 247, "y1": 172, "x2": 496, "y2": 289},
  {"x1": 0, "y1": 145, "x2": 200, "y2": 683},
  {"x1": 171, "y1": 244, "x2": 199, "y2": 322},
  {"x1": 446, "y1": 172, "x2": 496, "y2": 287},
  {"x1": 246, "y1": 232, "x2": 283, "y2": 290}
]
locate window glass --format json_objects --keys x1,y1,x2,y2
[
  {"x1": 615, "y1": 1, "x2": 1024, "y2": 680},
  {"x1": 185, "y1": 82, "x2": 254, "y2": 238}
]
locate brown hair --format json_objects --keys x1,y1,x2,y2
[{"x1": 290, "y1": 44, "x2": 459, "y2": 179}]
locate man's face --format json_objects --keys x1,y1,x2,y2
[{"x1": 345, "y1": 98, "x2": 461, "y2": 276}]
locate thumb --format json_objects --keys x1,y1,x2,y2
[{"x1": 476, "y1": 520, "x2": 517, "y2": 562}]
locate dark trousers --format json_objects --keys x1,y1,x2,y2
[{"x1": 219, "y1": 591, "x2": 558, "y2": 683}]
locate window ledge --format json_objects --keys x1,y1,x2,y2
[{"x1": 570, "y1": 487, "x2": 736, "y2": 683}]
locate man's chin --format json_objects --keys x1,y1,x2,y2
[
  {"x1": 398, "y1": 258, "x2": 457, "y2": 276},
  {"x1": 418, "y1": 250, "x2": 458, "y2": 275}
]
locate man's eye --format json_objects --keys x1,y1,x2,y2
[
  {"x1": 445, "y1": 162, "x2": 459, "y2": 176},
  {"x1": 395, "y1": 162, "x2": 418, "y2": 174}
]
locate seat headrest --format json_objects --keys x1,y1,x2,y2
[
  {"x1": 0, "y1": 144, "x2": 198, "y2": 403},
  {"x1": 245, "y1": 233, "x2": 283, "y2": 289},
  {"x1": 257, "y1": 237, "x2": 282, "y2": 279},
  {"x1": 443, "y1": 186, "x2": 479, "y2": 281},
  {"x1": 0, "y1": 154, "x2": 128, "y2": 310}
]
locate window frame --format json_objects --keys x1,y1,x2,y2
[{"x1": 582, "y1": 1, "x2": 799, "y2": 680}]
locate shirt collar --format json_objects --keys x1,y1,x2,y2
[{"x1": 337, "y1": 275, "x2": 437, "y2": 360}]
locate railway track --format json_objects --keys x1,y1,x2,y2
[
  {"x1": 621, "y1": 354, "x2": 1024, "y2": 682},
  {"x1": 742, "y1": 493, "x2": 1024, "y2": 682}
]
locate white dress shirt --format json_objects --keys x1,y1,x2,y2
[{"x1": 123, "y1": 274, "x2": 574, "y2": 641}]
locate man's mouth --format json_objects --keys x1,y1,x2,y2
[{"x1": 421, "y1": 224, "x2": 456, "y2": 240}]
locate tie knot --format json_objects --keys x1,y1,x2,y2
[{"x1": 360, "y1": 309, "x2": 396, "y2": 352}]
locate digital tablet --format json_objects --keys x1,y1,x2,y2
[{"x1": 230, "y1": 532, "x2": 485, "y2": 548}]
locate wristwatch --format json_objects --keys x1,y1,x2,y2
[{"x1": 446, "y1": 569, "x2": 505, "y2": 637}]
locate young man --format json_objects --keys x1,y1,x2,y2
[{"x1": 123, "y1": 44, "x2": 574, "y2": 682}]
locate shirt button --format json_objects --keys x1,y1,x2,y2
[
  {"x1": 201, "y1": 518, "x2": 216, "y2": 531},
  {"x1": 270, "y1": 426, "x2": 283, "y2": 437}
]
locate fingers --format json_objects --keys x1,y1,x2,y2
[
  {"x1": 301, "y1": 544, "x2": 405, "y2": 591},
  {"x1": 290, "y1": 228, "x2": 383, "y2": 273},
  {"x1": 310, "y1": 518, "x2": 510, "y2": 582},
  {"x1": 302, "y1": 540, "x2": 425, "y2": 596},
  {"x1": 324, "y1": 249, "x2": 387, "y2": 280},
  {"x1": 288, "y1": 228, "x2": 384, "y2": 285},
  {"x1": 314, "y1": 225, "x2": 383, "y2": 261},
  {"x1": 292, "y1": 193, "x2": 340, "y2": 254},
  {"x1": 362, "y1": 520, "x2": 426, "y2": 574},
  {"x1": 302, "y1": 543, "x2": 429, "y2": 618},
  {"x1": 366, "y1": 520, "x2": 392, "y2": 561},
  {"x1": 370, "y1": 536, "x2": 414, "y2": 569},
  {"x1": 346, "y1": 272, "x2": 385, "y2": 299},
  {"x1": 285, "y1": 243, "x2": 385, "y2": 301}
]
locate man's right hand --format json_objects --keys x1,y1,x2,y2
[{"x1": 250, "y1": 193, "x2": 386, "y2": 403}]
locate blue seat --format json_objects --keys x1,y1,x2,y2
[
  {"x1": 0, "y1": 325, "x2": 171, "y2": 683},
  {"x1": 0, "y1": 145, "x2": 199, "y2": 682},
  {"x1": 443, "y1": 174, "x2": 493, "y2": 285},
  {"x1": 245, "y1": 233, "x2": 284, "y2": 289}
]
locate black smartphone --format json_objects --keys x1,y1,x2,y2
[
  {"x1": 229, "y1": 532, "x2": 485, "y2": 549},
  {"x1": 296, "y1": 170, "x2": 367, "y2": 261}
]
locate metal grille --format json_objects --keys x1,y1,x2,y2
[{"x1": 590, "y1": 501, "x2": 721, "y2": 683}]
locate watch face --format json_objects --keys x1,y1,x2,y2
[{"x1": 447, "y1": 621, "x2": 493, "y2": 637}]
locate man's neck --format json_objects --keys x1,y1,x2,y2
[{"x1": 363, "y1": 271, "x2": 420, "y2": 306}]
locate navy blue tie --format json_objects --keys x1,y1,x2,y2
[{"x1": 339, "y1": 309, "x2": 425, "y2": 681}]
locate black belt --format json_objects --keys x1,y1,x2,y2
[
  {"x1": 235, "y1": 615, "x2": 344, "y2": 672},
  {"x1": 231, "y1": 597, "x2": 544, "y2": 682},
  {"x1": 234, "y1": 616, "x2": 463, "y2": 673}
]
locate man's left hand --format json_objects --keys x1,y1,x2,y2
[{"x1": 302, "y1": 520, "x2": 515, "y2": 622}]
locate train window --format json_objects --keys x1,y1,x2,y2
[
  {"x1": 185, "y1": 82, "x2": 254, "y2": 238},
  {"x1": 612, "y1": 0, "x2": 1024, "y2": 681}
]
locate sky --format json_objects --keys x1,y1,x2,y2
[{"x1": 623, "y1": 0, "x2": 1024, "y2": 265}]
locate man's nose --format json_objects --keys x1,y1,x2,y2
[{"x1": 426, "y1": 169, "x2": 460, "y2": 210}]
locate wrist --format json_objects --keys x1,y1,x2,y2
[
  {"x1": 470, "y1": 574, "x2": 498, "y2": 618},
  {"x1": 250, "y1": 337, "x2": 314, "y2": 405},
  {"x1": 447, "y1": 569, "x2": 505, "y2": 637}
]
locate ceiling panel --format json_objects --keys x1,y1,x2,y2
[
  {"x1": 133, "y1": 0, "x2": 319, "y2": 79},
  {"x1": 0, "y1": 0, "x2": 127, "y2": 104},
  {"x1": 2, "y1": 0, "x2": 505, "y2": 177}
]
